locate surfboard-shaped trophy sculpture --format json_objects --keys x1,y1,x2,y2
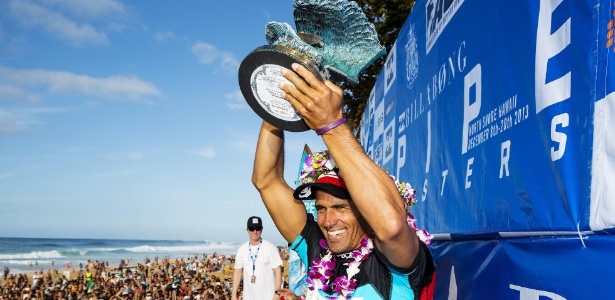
[{"x1": 238, "y1": 0, "x2": 386, "y2": 132}]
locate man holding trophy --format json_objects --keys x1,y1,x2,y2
[{"x1": 242, "y1": 0, "x2": 435, "y2": 299}]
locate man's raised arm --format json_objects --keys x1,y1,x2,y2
[
  {"x1": 252, "y1": 121, "x2": 307, "y2": 243},
  {"x1": 279, "y1": 63, "x2": 419, "y2": 269}
]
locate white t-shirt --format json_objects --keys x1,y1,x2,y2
[{"x1": 234, "y1": 239, "x2": 283, "y2": 300}]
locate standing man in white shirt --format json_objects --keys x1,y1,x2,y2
[{"x1": 232, "y1": 216, "x2": 283, "y2": 300}]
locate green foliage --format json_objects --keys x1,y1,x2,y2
[{"x1": 342, "y1": 0, "x2": 416, "y2": 135}]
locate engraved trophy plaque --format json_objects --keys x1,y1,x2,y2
[{"x1": 238, "y1": 0, "x2": 386, "y2": 132}]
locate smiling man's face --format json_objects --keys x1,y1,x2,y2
[{"x1": 315, "y1": 191, "x2": 367, "y2": 254}]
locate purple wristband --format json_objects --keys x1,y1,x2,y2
[{"x1": 315, "y1": 117, "x2": 347, "y2": 135}]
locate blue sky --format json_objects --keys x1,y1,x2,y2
[{"x1": 0, "y1": 0, "x2": 326, "y2": 245}]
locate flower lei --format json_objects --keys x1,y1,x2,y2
[
  {"x1": 305, "y1": 237, "x2": 374, "y2": 300},
  {"x1": 300, "y1": 150, "x2": 433, "y2": 299},
  {"x1": 390, "y1": 175, "x2": 432, "y2": 245}
]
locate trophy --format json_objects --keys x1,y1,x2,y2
[{"x1": 238, "y1": 0, "x2": 386, "y2": 132}]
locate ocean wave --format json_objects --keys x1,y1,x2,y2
[
  {"x1": 0, "y1": 251, "x2": 64, "y2": 260},
  {"x1": 123, "y1": 244, "x2": 236, "y2": 253},
  {"x1": 0, "y1": 260, "x2": 55, "y2": 266},
  {"x1": 59, "y1": 250, "x2": 88, "y2": 257},
  {"x1": 203, "y1": 241, "x2": 236, "y2": 245},
  {"x1": 0, "y1": 242, "x2": 239, "y2": 265},
  {"x1": 78, "y1": 243, "x2": 237, "y2": 254}
]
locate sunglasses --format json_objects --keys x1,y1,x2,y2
[{"x1": 248, "y1": 228, "x2": 262, "y2": 232}]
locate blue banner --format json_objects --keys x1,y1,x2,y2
[
  {"x1": 357, "y1": 0, "x2": 615, "y2": 298},
  {"x1": 430, "y1": 234, "x2": 615, "y2": 299},
  {"x1": 360, "y1": 0, "x2": 615, "y2": 235}
]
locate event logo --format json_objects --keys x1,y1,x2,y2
[
  {"x1": 405, "y1": 24, "x2": 419, "y2": 88},
  {"x1": 384, "y1": 42, "x2": 397, "y2": 96},
  {"x1": 374, "y1": 101, "x2": 385, "y2": 139},
  {"x1": 374, "y1": 142, "x2": 383, "y2": 164},
  {"x1": 426, "y1": 0, "x2": 465, "y2": 53},
  {"x1": 384, "y1": 121, "x2": 395, "y2": 165},
  {"x1": 606, "y1": 1, "x2": 615, "y2": 50},
  {"x1": 398, "y1": 41, "x2": 467, "y2": 133}
]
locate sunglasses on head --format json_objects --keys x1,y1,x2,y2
[{"x1": 248, "y1": 227, "x2": 262, "y2": 232}]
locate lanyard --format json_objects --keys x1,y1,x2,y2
[{"x1": 248, "y1": 239, "x2": 262, "y2": 274}]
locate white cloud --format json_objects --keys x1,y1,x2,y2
[
  {"x1": 218, "y1": 51, "x2": 240, "y2": 74},
  {"x1": 9, "y1": 0, "x2": 109, "y2": 46},
  {"x1": 0, "y1": 66, "x2": 161, "y2": 102},
  {"x1": 0, "y1": 107, "x2": 72, "y2": 134},
  {"x1": 193, "y1": 146, "x2": 216, "y2": 159},
  {"x1": 192, "y1": 43, "x2": 217, "y2": 64},
  {"x1": 225, "y1": 90, "x2": 248, "y2": 110},
  {"x1": 8, "y1": 0, "x2": 134, "y2": 47},
  {"x1": 0, "y1": 110, "x2": 29, "y2": 134},
  {"x1": 41, "y1": 0, "x2": 128, "y2": 18},
  {"x1": 191, "y1": 42, "x2": 239, "y2": 75},
  {"x1": 0, "y1": 84, "x2": 41, "y2": 103},
  {"x1": 154, "y1": 31, "x2": 177, "y2": 42}
]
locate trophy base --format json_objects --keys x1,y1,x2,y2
[{"x1": 238, "y1": 45, "x2": 322, "y2": 132}]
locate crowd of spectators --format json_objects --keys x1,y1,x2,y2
[{"x1": 1, "y1": 254, "x2": 239, "y2": 300}]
